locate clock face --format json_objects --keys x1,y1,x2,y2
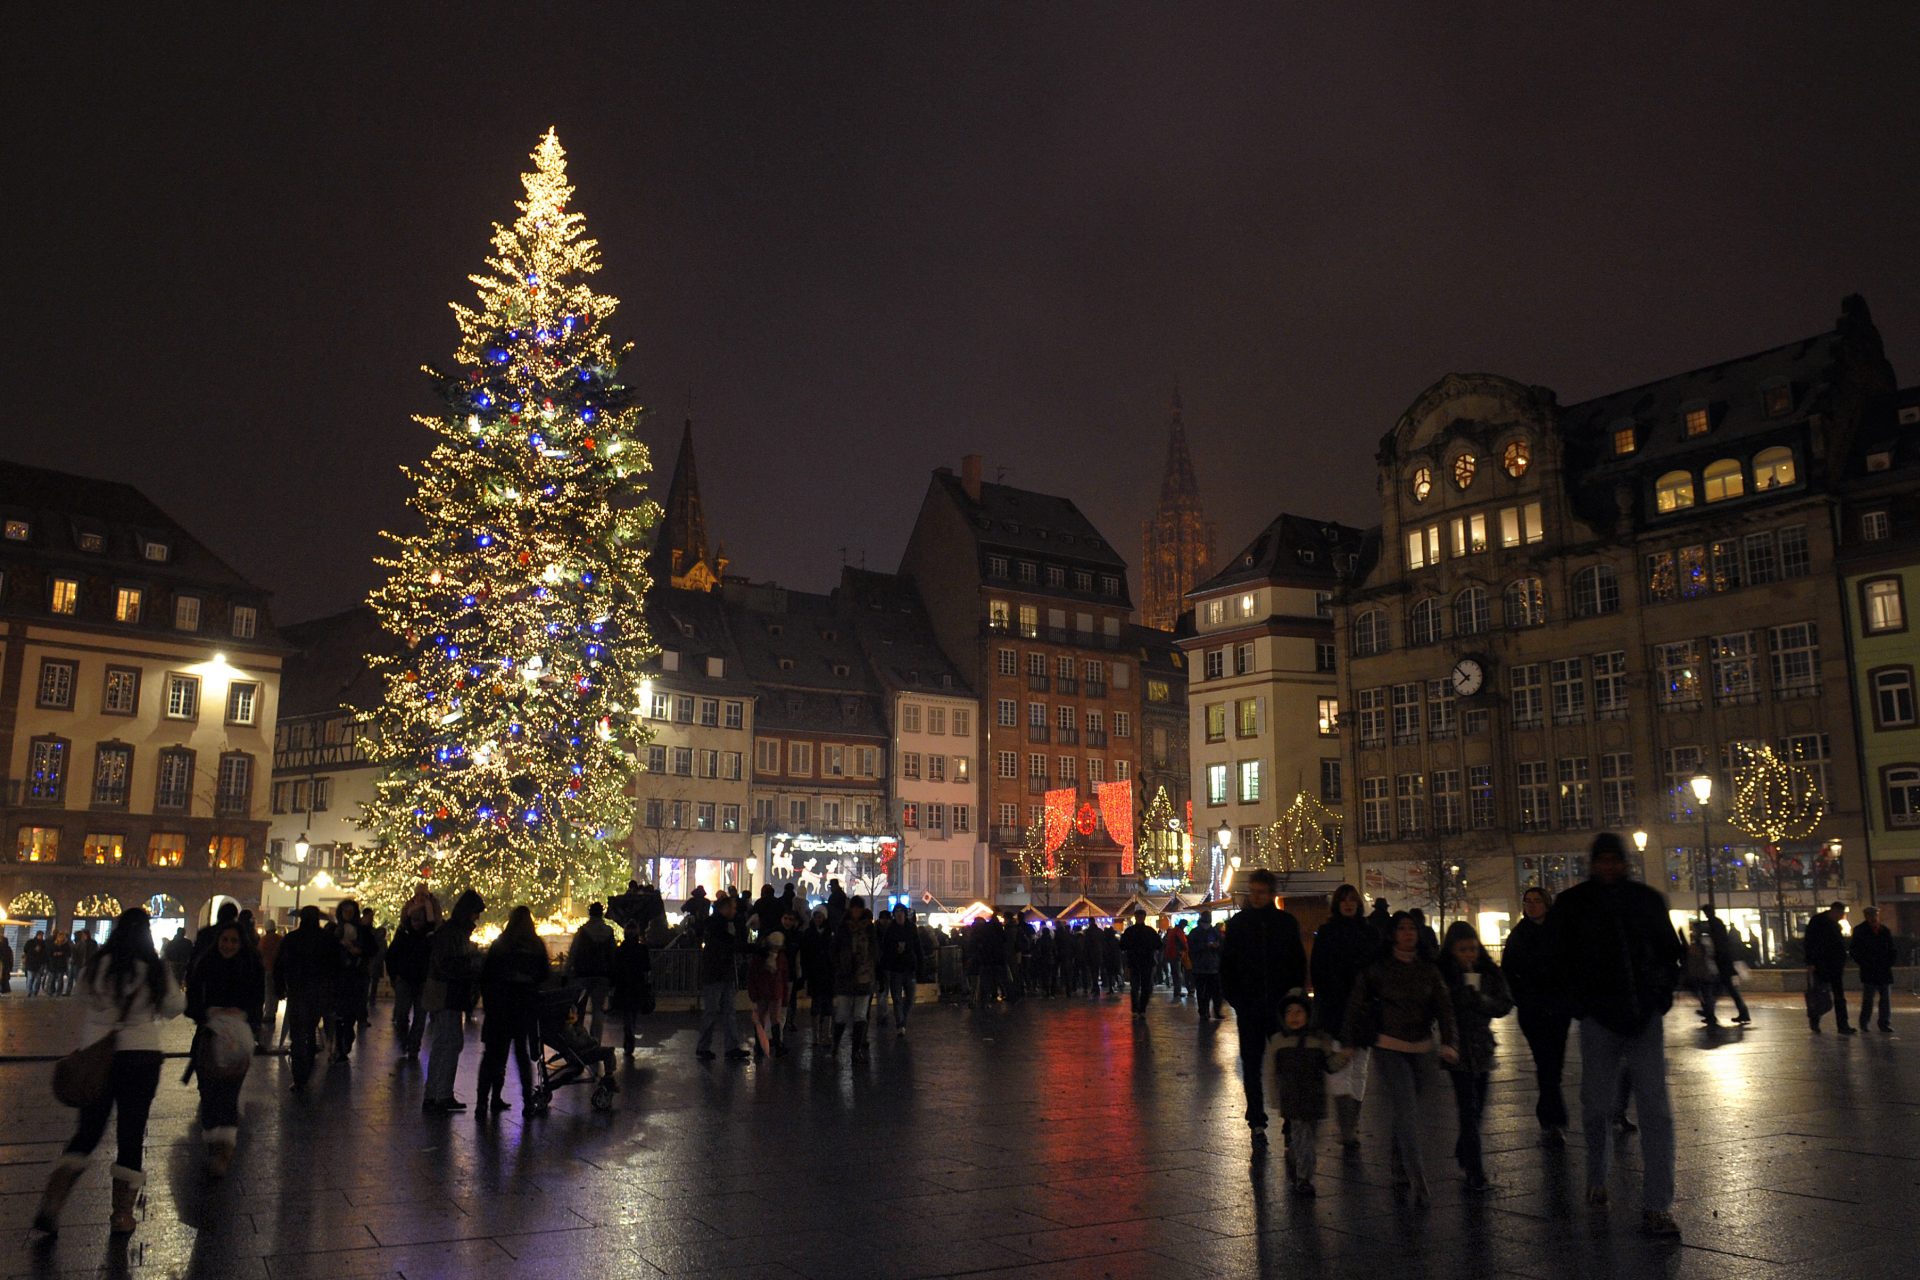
[{"x1": 1450, "y1": 658, "x2": 1484, "y2": 697}]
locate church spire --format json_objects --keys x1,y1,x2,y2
[
  {"x1": 1140, "y1": 384, "x2": 1216, "y2": 630},
  {"x1": 651, "y1": 418, "x2": 727, "y2": 592}
]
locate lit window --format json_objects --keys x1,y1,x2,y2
[
  {"x1": 1612, "y1": 426, "x2": 1637, "y2": 456},
  {"x1": 78, "y1": 532, "x2": 105, "y2": 553},
  {"x1": 1406, "y1": 524, "x2": 1440, "y2": 570},
  {"x1": 1317, "y1": 697, "x2": 1339, "y2": 736},
  {"x1": 16, "y1": 826, "x2": 60, "y2": 862},
  {"x1": 1449, "y1": 513, "x2": 1487, "y2": 556},
  {"x1": 165, "y1": 673, "x2": 200, "y2": 720},
  {"x1": 1655, "y1": 471, "x2": 1695, "y2": 513},
  {"x1": 1206, "y1": 764, "x2": 1229, "y2": 806},
  {"x1": 3, "y1": 519, "x2": 29, "y2": 541},
  {"x1": 1702, "y1": 458, "x2": 1745, "y2": 503},
  {"x1": 1888, "y1": 766, "x2": 1920, "y2": 828},
  {"x1": 1504, "y1": 577, "x2": 1547, "y2": 628},
  {"x1": 232, "y1": 606, "x2": 258, "y2": 639},
  {"x1": 37, "y1": 659, "x2": 76, "y2": 709},
  {"x1": 114, "y1": 587, "x2": 142, "y2": 623},
  {"x1": 102, "y1": 667, "x2": 139, "y2": 714},
  {"x1": 51, "y1": 578, "x2": 79, "y2": 614},
  {"x1": 1238, "y1": 593, "x2": 1256, "y2": 618},
  {"x1": 1452, "y1": 453, "x2": 1477, "y2": 489},
  {"x1": 1502, "y1": 440, "x2": 1531, "y2": 478},
  {"x1": 1411, "y1": 467, "x2": 1433, "y2": 502},
  {"x1": 142, "y1": 540, "x2": 170, "y2": 562},
  {"x1": 1864, "y1": 579, "x2": 1905, "y2": 634},
  {"x1": 1753, "y1": 446, "x2": 1797, "y2": 490},
  {"x1": 1684, "y1": 407, "x2": 1710, "y2": 437}
]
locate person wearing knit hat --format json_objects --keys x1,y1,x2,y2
[{"x1": 1271, "y1": 989, "x2": 1349, "y2": 1196}]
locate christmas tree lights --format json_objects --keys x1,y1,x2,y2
[
  {"x1": 356, "y1": 130, "x2": 656, "y2": 920},
  {"x1": 1729, "y1": 745, "x2": 1825, "y2": 843},
  {"x1": 1258, "y1": 792, "x2": 1341, "y2": 877}
]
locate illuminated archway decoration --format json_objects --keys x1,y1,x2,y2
[
  {"x1": 1261, "y1": 792, "x2": 1342, "y2": 875},
  {"x1": 8, "y1": 891, "x2": 55, "y2": 920},
  {"x1": 74, "y1": 893, "x2": 123, "y2": 919}
]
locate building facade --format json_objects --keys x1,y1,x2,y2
[
  {"x1": 1139, "y1": 389, "x2": 1216, "y2": 631},
  {"x1": 1, "y1": 462, "x2": 282, "y2": 947},
  {"x1": 1182, "y1": 515, "x2": 1364, "y2": 899},
  {"x1": 632, "y1": 587, "x2": 756, "y2": 904},
  {"x1": 1131, "y1": 622, "x2": 1194, "y2": 885},
  {"x1": 1338, "y1": 297, "x2": 1892, "y2": 952},
  {"x1": 899, "y1": 456, "x2": 1142, "y2": 903}
]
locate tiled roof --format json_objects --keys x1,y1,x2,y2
[
  {"x1": 1190, "y1": 512, "x2": 1367, "y2": 596},
  {"x1": 838, "y1": 567, "x2": 972, "y2": 696},
  {"x1": 721, "y1": 584, "x2": 888, "y2": 738},
  {"x1": 930, "y1": 471, "x2": 1129, "y2": 572}
]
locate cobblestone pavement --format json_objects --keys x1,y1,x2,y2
[{"x1": 1, "y1": 986, "x2": 1916, "y2": 1279}]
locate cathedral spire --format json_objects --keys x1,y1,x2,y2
[
  {"x1": 1140, "y1": 385, "x2": 1216, "y2": 630},
  {"x1": 651, "y1": 418, "x2": 727, "y2": 592}
]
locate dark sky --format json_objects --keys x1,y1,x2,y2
[{"x1": 8, "y1": 4, "x2": 1919, "y2": 624}]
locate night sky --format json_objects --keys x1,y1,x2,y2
[{"x1": 8, "y1": 4, "x2": 1919, "y2": 625}]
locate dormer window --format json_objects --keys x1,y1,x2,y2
[
  {"x1": 1867, "y1": 451, "x2": 1893, "y2": 473},
  {"x1": 1684, "y1": 407, "x2": 1710, "y2": 438},
  {"x1": 778, "y1": 657, "x2": 795, "y2": 671},
  {"x1": 831, "y1": 663, "x2": 850, "y2": 677},
  {"x1": 174, "y1": 596, "x2": 201, "y2": 631},
  {"x1": 1611, "y1": 425, "x2": 1638, "y2": 456},
  {"x1": 3, "y1": 519, "x2": 28, "y2": 541},
  {"x1": 1763, "y1": 384, "x2": 1793, "y2": 417},
  {"x1": 1017, "y1": 562, "x2": 1037, "y2": 584},
  {"x1": 78, "y1": 532, "x2": 105, "y2": 553},
  {"x1": 987, "y1": 555, "x2": 1009, "y2": 578},
  {"x1": 1502, "y1": 440, "x2": 1531, "y2": 478},
  {"x1": 142, "y1": 539, "x2": 170, "y2": 562}
]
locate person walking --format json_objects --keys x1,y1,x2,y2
[
  {"x1": 1271, "y1": 990, "x2": 1347, "y2": 1196},
  {"x1": 1310, "y1": 883, "x2": 1379, "y2": 1149},
  {"x1": 1543, "y1": 831, "x2": 1685, "y2": 1238},
  {"x1": 800, "y1": 906, "x2": 836, "y2": 1047},
  {"x1": 422, "y1": 889, "x2": 485, "y2": 1112},
  {"x1": 1164, "y1": 921, "x2": 1192, "y2": 1001},
  {"x1": 1189, "y1": 912, "x2": 1224, "y2": 1019},
  {"x1": 275, "y1": 906, "x2": 339, "y2": 1093},
  {"x1": 1502, "y1": 886, "x2": 1570, "y2": 1148},
  {"x1": 1852, "y1": 905, "x2": 1896, "y2": 1033},
  {"x1": 1220, "y1": 869, "x2": 1308, "y2": 1147},
  {"x1": 610, "y1": 918, "x2": 654, "y2": 1060},
  {"x1": 32, "y1": 908, "x2": 185, "y2": 1238},
  {"x1": 878, "y1": 904, "x2": 922, "y2": 1037},
  {"x1": 326, "y1": 900, "x2": 367, "y2": 1062},
  {"x1": 255, "y1": 920, "x2": 282, "y2": 1052},
  {"x1": 47, "y1": 933, "x2": 72, "y2": 996},
  {"x1": 566, "y1": 902, "x2": 617, "y2": 1044},
  {"x1": 682, "y1": 885, "x2": 711, "y2": 940},
  {"x1": 972, "y1": 913, "x2": 1010, "y2": 1007},
  {"x1": 1120, "y1": 911, "x2": 1162, "y2": 1021},
  {"x1": 1341, "y1": 912, "x2": 1457, "y2": 1205},
  {"x1": 185, "y1": 918, "x2": 264, "y2": 1175},
  {"x1": 1803, "y1": 901, "x2": 1854, "y2": 1035},
  {"x1": 476, "y1": 905, "x2": 549, "y2": 1114},
  {"x1": 1032, "y1": 922, "x2": 1057, "y2": 998},
  {"x1": 24, "y1": 931, "x2": 48, "y2": 996},
  {"x1": 361, "y1": 909, "x2": 387, "y2": 1017},
  {"x1": 831, "y1": 898, "x2": 880, "y2": 1062},
  {"x1": 747, "y1": 917, "x2": 791, "y2": 1059},
  {"x1": 1699, "y1": 908, "x2": 1750, "y2": 1026},
  {"x1": 385, "y1": 908, "x2": 433, "y2": 1058},
  {"x1": 1438, "y1": 922, "x2": 1512, "y2": 1193},
  {"x1": 695, "y1": 892, "x2": 748, "y2": 1062}
]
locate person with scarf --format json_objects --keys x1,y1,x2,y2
[{"x1": 185, "y1": 919, "x2": 265, "y2": 1175}]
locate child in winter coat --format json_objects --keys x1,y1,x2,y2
[
  {"x1": 1437, "y1": 921, "x2": 1514, "y2": 1192},
  {"x1": 1271, "y1": 989, "x2": 1350, "y2": 1196}
]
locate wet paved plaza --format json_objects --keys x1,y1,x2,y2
[{"x1": 1, "y1": 987, "x2": 1916, "y2": 1279}]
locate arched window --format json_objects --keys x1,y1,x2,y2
[
  {"x1": 1502, "y1": 439, "x2": 1531, "y2": 478},
  {"x1": 1655, "y1": 470, "x2": 1695, "y2": 513},
  {"x1": 1505, "y1": 577, "x2": 1547, "y2": 628},
  {"x1": 1411, "y1": 466, "x2": 1433, "y2": 503},
  {"x1": 1571, "y1": 565, "x2": 1620, "y2": 618},
  {"x1": 1702, "y1": 458, "x2": 1745, "y2": 503},
  {"x1": 1352, "y1": 609, "x2": 1389, "y2": 657},
  {"x1": 1453, "y1": 586, "x2": 1489, "y2": 636},
  {"x1": 1408, "y1": 598, "x2": 1443, "y2": 646},
  {"x1": 1452, "y1": 453, "x2": 1477, "y2": 490},
  {"x1": 1885, "y1": 765, "x2": 1920, "y2": 829},
  {"x1": 1753, "y1": 446, "x2": 1797, "y2": 491}
]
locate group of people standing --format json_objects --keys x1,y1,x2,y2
[{"x1": 2, "y1": 928, "x2": 100, "y2": 996}]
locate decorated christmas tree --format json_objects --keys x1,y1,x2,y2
[{"x1": 356, "y1": 130, "x2": 656, "y2": 919}]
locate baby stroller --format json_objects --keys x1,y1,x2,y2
[{"x1": 532, "y1": 985, "x2": 620, "y2": 1113}]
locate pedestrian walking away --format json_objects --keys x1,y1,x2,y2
[
  {"x1": 477, "y1": 906, "x2": 550, "y2": 1114},
  {"x1": 1851, "y1": 905, "x2": 1896, "y2": 1033},
  {"x1": 1341, "y1": 911, "x2": 1457, "y2": 1205},
  {"x1": 1803, "y1": 901, "x2": 1854, "y2": 1034},
  {"x1": 831, "y1": 897, "x2": 879, "y2": 1062},
  {"x1": 1163, "y1": 920, "x2": 1191, "y2": 1001},
  {"x1": 799, "y1": 907, "x2": 836, "y2": 1047},
  {"x1": 610, "y1": 919, "x2": 654, "y2": 1059},
  {"x1": 879, "y1": 904, "x2": 923, "y2": 1036},
  {"x1": 1188, "y1": 912, "x2": 1225, "y2": 1019},
  {"x1": 1502, "y1": 886, "x2": 1571, "y2": 1147},
  {"x1": 1438, "y1": 921, "x2": 1512, "y2": 1193},
  {"x1": 385, "y1": 907, "x2": 434, "y2": 1058},
  {"x1": 695, "y1": 892, "x2": 748, "y2": 1062},
  {"x1": 422, "y1": 889, "x2": 486, "y2": 1112},
  {"x1": 32, "y1": 908, "x2": 186, "y2": 1239},
  {"x1": 1219, "y1": 868, "x2": 1308, "y2": 1146},
  {"x1": 1310, "y1": 884, "x2": 1379, "y2": 1148},
  {"x1": 1543, "y1": 831, "x2": 1685, "y2": 1238},
  {"x1": 276, "y1": 906, "x2": 341, "y2": 1092},
  {"x1": 1120, "y1": 911, "x2": 1162, "y2": 1020},
  {"x1": 1271, "y1": 990, "x2": 1350, "y2": 1196},
  {"x1": 566, "y1": 902, "x2": 617, "y2": 1043}
]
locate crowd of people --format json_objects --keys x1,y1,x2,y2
[{"x1": 17, "y1": 834, "x2": 1909, "y2": 1247}]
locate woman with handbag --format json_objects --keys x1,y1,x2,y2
[
  {"x1": 33, "y1": 907, "x2": 185, "y2": 1238},
  {"x1": 186, "y1": 920, "x2": 265, "y2": 1176}
]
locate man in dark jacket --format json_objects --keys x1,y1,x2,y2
[
  {"x1": 276, "y1": 906, "x2": 341, "y2": 1092},
  {"x1": 1849, "y1": 905, "x2": 1896, "y2": 1033},
  {"x1": 1219, "y1": 869, "x2": 1307, "y2": 1142},
  {"x1": 1543, "y1": 833, "x2": 1684, "y2": 1238},
  {"x1": 1699, "y1": 907, "x2": 1750, "y2": 1026},
  {"x1": 1803, "y1": 901, "x2": 1853, "y2": 1034},
  {"x1": 1501, "y1": 886, "x2": 1569, "y2": 1146},
  {"x1": 386, "y1": 911, "x2": 434, "y2": 1057},
  {"x1": 877, "y1": 905, "x2": 923, "y2": 1036},
  {"x1": 1120, "y1": 911, "x2": 1162, "y2": 1020},
  {"x1": 695, "y1": 894, "x2": 748, "y2": 1061},
  {"x1": 423, "y1": 889, "x2": 485, "y2": 1112},
  {"x1": 567, "y1": 903, "x2": 618, "y2": 1042}
]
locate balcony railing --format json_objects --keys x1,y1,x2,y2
[
  {"x1": 997, "y1": 874, "x2": 1143, "y2": 902},
  {"x1": 1027, "y1": 777, "x2": 1051, "y2": 794},
  {"x1": 1057, "y1": 726, "x2": 1078, "y2": 745},
  {"x1": 1027, "y1": 725, "x2": 1050, "y2": 743},
  {"x1": 1085, "y1": 730, "x2": 1108, "y2": 748},
  {"x1": 1084, "y1": 681, "x2": 1107, "y2": 698},
  {"x1": 1055, "y1": 676, "x2": 1078, "y2": 695},
  {"x1": 1028, "y1": 674, "x2": 1050, "y2": 692}
]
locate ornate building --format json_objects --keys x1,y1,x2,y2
[
  {"x1": 649, "y1": 419, "x2": 728, "y2": 592},
  {"x1": 1139, "y1": 388, "x2": 1216, "y2": 631}
]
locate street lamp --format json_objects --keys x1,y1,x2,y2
[
  {"x1": 1690, "y1": 772, "x2": 1715, "y2": 913},
  {"x1": 1632, "y1": 829, "x2": 1648, "y2": 854},
  {"x1": 290, "y1": 833, "x2": 312, "y2": 914},
  {"x1": 745, "y1": 855, "x2": 758, "y2": 893}
]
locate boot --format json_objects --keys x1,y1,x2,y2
[
  {"x1": 1335, "y1": 1097, "x2": 1363, "y2": 1150},
  {"x1": 109, "y1": 1173, "x2": 140, "y2": 1235},
  {"x1": 851, "y1": 1020, "x2": 869, "y2": 1063},
  {"x1": 205, "y1": 1127, "x2": 238, "y2": 1178},
  {"x1": 771, "y1": 1024, "x2": 786, "y2": 1057},
  {"x1": 831, "y1": 1022, "x2": 845, "y2": 1054},
  {"x1": 31, "y1": 1156, "x2": 85, "y2": 1236}
]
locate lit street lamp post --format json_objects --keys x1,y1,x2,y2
[
  {"x1": 1215, "y1": 822, "x2": 1233, "y2": 900},
  {"x1": 1690, "y1": 773, "x2": 1715, "y2": 914}
]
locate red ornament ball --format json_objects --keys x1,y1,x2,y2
[{"x1": 1075, "y1": 804, "x2": 1098, "y2": 837}]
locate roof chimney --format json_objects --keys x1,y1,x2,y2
[{"x1": 961, "y1": 454, "x2": 983, "y2": 502}]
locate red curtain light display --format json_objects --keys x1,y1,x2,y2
[
  {"x1": 1043, "y1": 787, "x2": 1077, "y2": 873},
  {"x1": 1101, "y1": 779, "x2": 1136, "y2": 875}
]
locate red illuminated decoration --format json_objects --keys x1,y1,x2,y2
[
  {"x1": 1075, "y1": 803, "x2": 1098, "y2": 837},
  {"x1": 1101, "y1": 779, "x2": 1136, "y2": 875},
  {"x1": 1043, "y1": 787, "x2": 1076, "y2": 857},
  {"x1": 878, "y1": 839, "x2": 899, "y2": 878}
]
